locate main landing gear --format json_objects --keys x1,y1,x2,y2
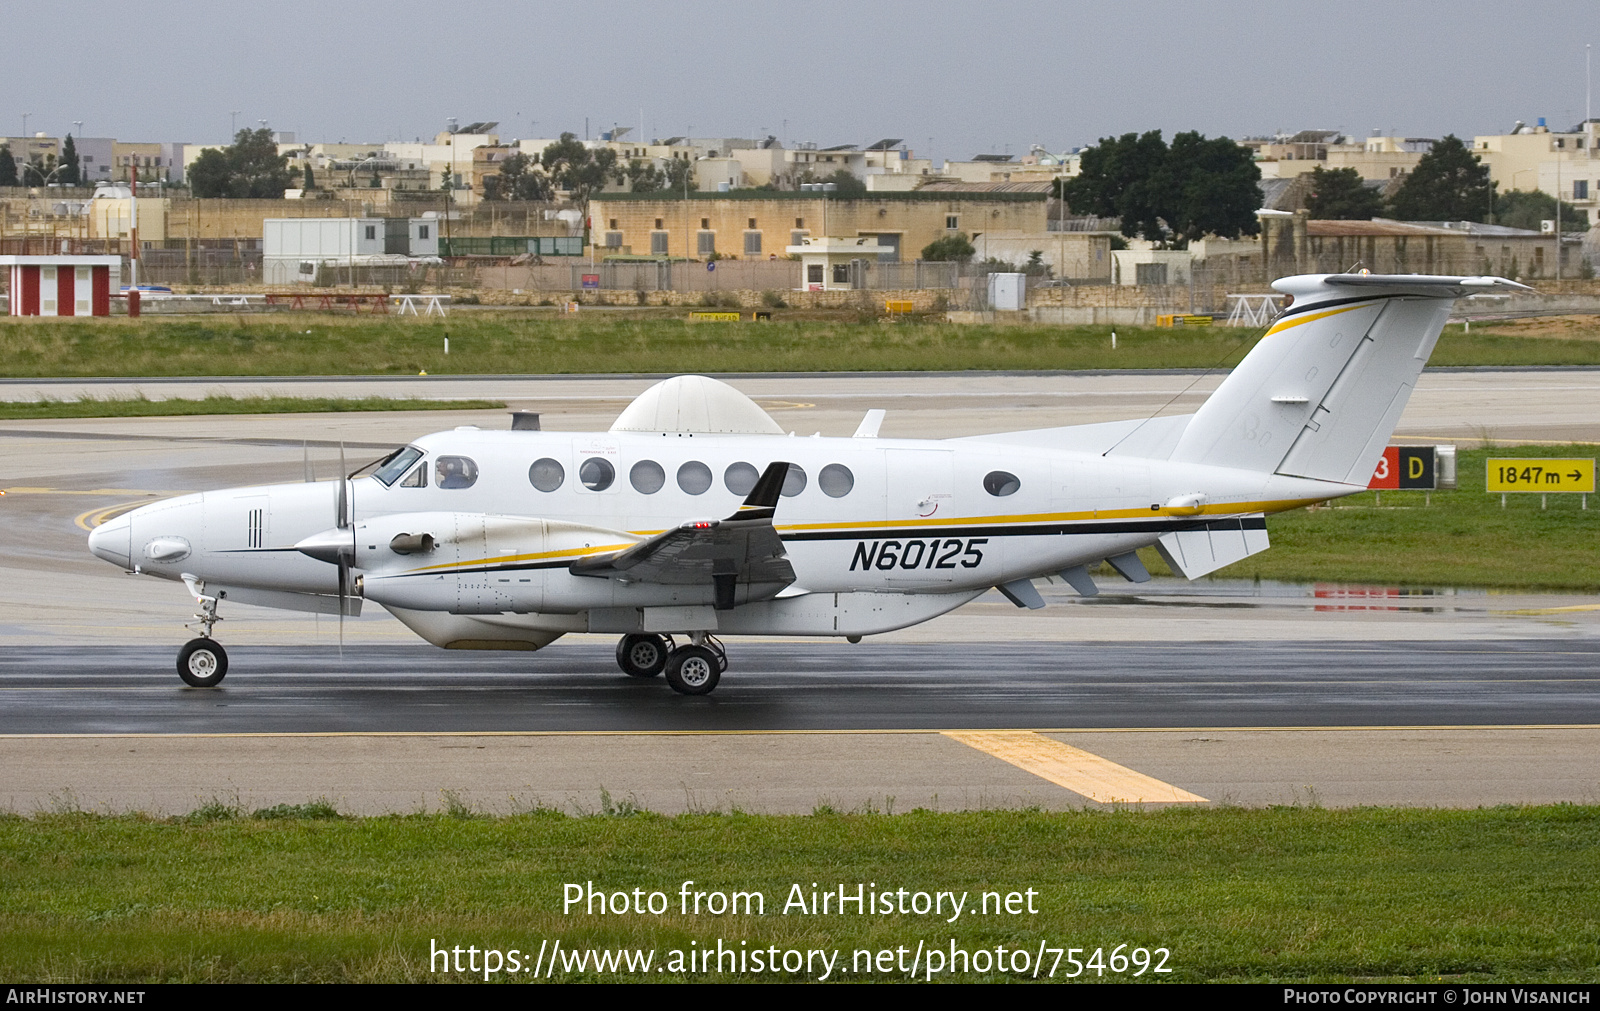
[
  {"x1": 615, "y1": 633, "x2": 728, "y2": 696},
  {"x1": 176, "y1": 574, "x2": 228, "y2": 688}
]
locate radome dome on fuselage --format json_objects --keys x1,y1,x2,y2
[{"x1": 87, "y1": 272, "x2": 1531, "y2": 693}]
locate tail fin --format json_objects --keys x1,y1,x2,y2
[{"x1": 1170, "y1": 274, "x2": 1529, "y2": 483}]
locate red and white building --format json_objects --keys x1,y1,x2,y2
[{"x1": 1, "y1": 256, "x2": 122, "y2": 316}]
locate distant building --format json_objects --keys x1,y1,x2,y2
[
  {"x1": 1473, "y1": 119, "x2": 1598, "y2": 226},
  {"x1": 262, "y1": 217, "x2": 440, "y2": 284},
  {"x1": 589, "y1": 186, "x2": 1049, "y2": 262}
]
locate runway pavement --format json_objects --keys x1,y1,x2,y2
[{"x1": 2, "y1": 370, "x2": 1598, "y2": 814}]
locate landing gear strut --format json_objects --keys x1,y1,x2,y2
[{"x1": 177, "y1": 573, "x2": 228, "y2": 687}]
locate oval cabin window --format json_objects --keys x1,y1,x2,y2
[
  {"x1": 819, "y1": 463, "x2": 853, "y2": 498},
  {"x1": 678, "y1": 461, "x2": 713, "y2": 495},
  {"x1": 724, "y1": 461, "x2": 759, "y2": 496},
  {"x1": 983, "y1": 470, "x2": 1020, "y2": 497},
  {"x1": 630, "y1": 460, "x2": 666, "y2": 494},
  {"x1": 580, "y1": 458, "x2": 615, "y2": 491},
  {"x1": 528, "y1": 458, "x2": 564, "y2": 492}
]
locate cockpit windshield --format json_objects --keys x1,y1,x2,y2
[{"x1": 369, "y1": 446, "x2": 424, "y2": 486}]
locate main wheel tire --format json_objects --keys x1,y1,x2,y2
[
  {"x1": 616, "y1": 633, "x2": 669, "y2": 678},
  {"x1": 177, "y1": 638, "x2": 228, "y2": 688},
  {"x1": 665, "y1": 645, "x2": 721, "y2": 696}
]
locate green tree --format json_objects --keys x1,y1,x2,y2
[
  {"x1": 1305, "y1": 165, "x2": 1384, "y2": 220},
  {"x1": 540, "y1": 132, "x2": 618, "y2": 205},
  {"x1": 0, "y1": 145, "x2": 15, "y2": 187},
  {"x1": 820, "y1": 168, "x2": 866, "y2": 197},
  {"x1": 1493, "y1": 189, "x2": 1588, "y2": 232},
  {"x1": 302, "y1": 161, "x2": 316, "y2": 190},
  {"x1": 1060, "y1": 130, "x2": 1170, "y2": 239},
  {"x1": 663, "y1": 158, "x2": 695, "y2": 193},
  {"x1": 59, "y1": 135, "x2": 80, "y2": 186},
  {"x1": 185, "y1": 129, "x2": 292, "y2": 198},
  {"x1": 487, "y1": 151, "x2": 552, "y2": 201},
  {"x1": 230, "y1": 128, "x2": 292, "y2": 198},
  {"x1": 21, "y1": 154, "x2": 57, "y2": 187},
  {"x1": 1386, "y1": 135, "x2": 1493, "y2": 222},
  {"x1": 1162, "y1": 131, "x2": 1262, "y2": 243},
  {"x1": 1062, "y1": 131, "x2": 1260, "y2": 244},
  {"x1": 624, "y1": 158, "x2": 665, "y2": 193},
  {"x1": 187, "y1": 148, "x2": 234, "y2": 197},
  {"x1": 921, "y1": 232, "x2": 976, "y2": 262}
]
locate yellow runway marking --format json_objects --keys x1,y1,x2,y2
[
  {"x1": 74, "y1": 501, "x2": 155, "y2": 531},
  {"x1": 4, "y1": 487, "x2": 173, "y2": 496},
  {"x1": 942, "y1": 730, "x2": 1207, "y2": 804},
  {"x1": 1497, "y1": 604, "x2": 1600, "y2": 615}
]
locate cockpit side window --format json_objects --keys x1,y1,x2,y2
[
  {"x1": 371, "y1": 446, "x2": 424, "y2": 486},
  {"x1": 435, "y1": 456, "x2": 479, "y2": 489},
  {"x1": 399, "y1": 463, "x2": 428, "y2": 488}
]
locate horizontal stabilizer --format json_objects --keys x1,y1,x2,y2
[{"x1": 1155, "y1": 515, "x2": 1269, "y2": 579}]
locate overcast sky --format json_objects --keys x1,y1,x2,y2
[{"x1": 13, "y1": 0, "x2": 1596, "y2": 159}]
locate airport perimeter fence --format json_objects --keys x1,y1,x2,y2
[{"x1": 473, "y1": 259, "x2": 963, "y2": 297}]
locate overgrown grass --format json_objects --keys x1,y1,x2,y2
[
  {"x1": 0, "y1": 394, "x2": 505, "y2": 420},
  {"x1": 1134, "y1": 444, "x2": 1600, "y2": 591},
  {"x1": 0, "y1": 315, "x2": 1596, "y2": 377},
  {"x1": 0, "y1": 804, "x2": 1595, "y2": 982}
]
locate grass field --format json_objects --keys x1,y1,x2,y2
[
  {"x1": 1, "y1": 804, "x2": 1595, "y2": 983},
  {"x1": 0, "y1": 395, "x2": 505, "y2": 421},
  {"x1": 0, "y1": 314, "x2": 1597, "y2": 377}
]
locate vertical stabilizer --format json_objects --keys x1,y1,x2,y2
[{"x1": 1169, "y1": 274, "x2": 1529, "y2": 481}]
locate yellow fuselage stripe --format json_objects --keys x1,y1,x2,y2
[
  {"x1": 1262, "y1": 301, "x2": 1371, "y2": 337},
  {"x1": 399, "y1": 497, "x2": 1328, "y2": 575}
]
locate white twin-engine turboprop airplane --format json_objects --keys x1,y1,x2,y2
[{"x1": 88, "y1": 272, "x2": 1528, "y2": 694}]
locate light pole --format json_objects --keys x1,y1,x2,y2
[
  {"x1": 21, "y1": 112, "x2": 32, "y2": 138},
  {"x1": 230, "y1": 111, "x2": 241, "y2": 138}
]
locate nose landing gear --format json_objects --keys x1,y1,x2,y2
[
  {"x1": 177, "y1": 638, "x2": 228, "y2": 687},
  {"x1": 177, "y1": 573, "x2": 228, "y2": 688}
]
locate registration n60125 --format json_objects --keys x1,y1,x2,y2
[{"x1": 850, "y1": 538, "x2": 987, "y2": 571}]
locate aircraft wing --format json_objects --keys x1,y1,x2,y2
[{"x1": 569, "y1": 462, "x2": 795, "y2": 609}]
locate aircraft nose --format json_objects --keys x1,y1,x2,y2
[{"x1": 87, "y1": 511, "x2": 133, "y2": 568}]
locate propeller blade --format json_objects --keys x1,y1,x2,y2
[
  {"x1": 337, "y1": 557, "x2": 347, "y2": 659},
  {"x1": 336, "y1": 443, "x2": 349, "y2": 528}
]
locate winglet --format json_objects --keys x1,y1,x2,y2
[{"x1": 726, "y1": 461, "x2": 790, "y2": 522}]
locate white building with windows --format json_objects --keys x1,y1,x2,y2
[{"x1": 263, "y1": 217, "x2": 440, "y2": 284}]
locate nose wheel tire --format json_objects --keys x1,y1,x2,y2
[
  {"x1": 617, "y1": 633, "x2": 670, "y2": 678},
  {"x1": 177, "y1": 638, "x2": 228, "y2": 688},
  {"x1": 665, "y1": 645, "x2": 721, "y2": 696}
]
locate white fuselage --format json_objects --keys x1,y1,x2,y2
[{"x1": 88, "y1": 425, "x2": 1356, "y2": 643}]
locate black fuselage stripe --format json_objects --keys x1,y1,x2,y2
[{"x1": 779, "y1": 516, "x2": 1265, "y2": 542}]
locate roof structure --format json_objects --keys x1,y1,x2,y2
[
  {"x1": 1306, "y1": 219, "x2": 1458, "y2": 237},
  {"x1": 915, "y1": 181, "x2": 1052, "y2": 194}
]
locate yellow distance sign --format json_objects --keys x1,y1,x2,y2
[{"x1": 1486, "y1": 458, "x2": 1595, "y2": 493}]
